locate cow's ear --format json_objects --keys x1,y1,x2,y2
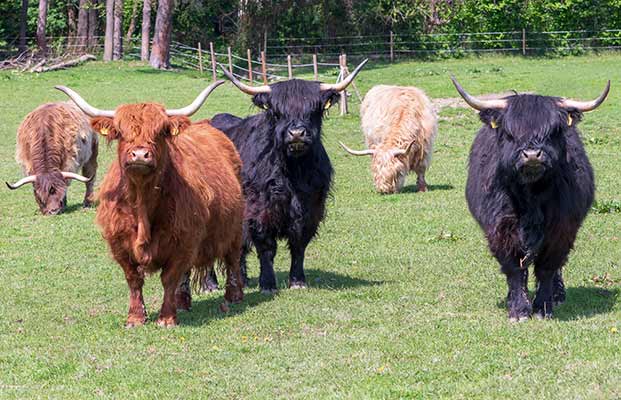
[
  {"x1": 321, "y1": 90, "x2": 340, "y2": 110},
  {"x1": 168, "y1": 116, "x2": 192, "y2": 136},
  {"x1": 91, "y1": 117, "x2": 119, "y2": 141},
  {"x1": 565, "y1": 110, "x2": 583, "y2": 127},
  {"x1": 479, "y1": 109, "x2": 503, "y2": 129},
  {"x1": 252, "y1": 93, "x2": 271, "y2": 110}
]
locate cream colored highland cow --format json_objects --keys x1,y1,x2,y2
[{"x1": 340, "y1": 85, "x2": 438, "y2": 194}]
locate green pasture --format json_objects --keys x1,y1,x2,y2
[{"x1": 0, "y1": 54, "x2": 620, "y2": 399}]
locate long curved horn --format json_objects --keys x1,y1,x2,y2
[
  {"x1": 450, "y1": 76, "x2": 508, "y2": 111},
  {"x1": 558, "y1": 81, "x2": 611, "y2": 112},
  {"x1": 61, "y1": 172, "x2": 93, "y2": 183},
  {"x1": 55, "y1": 86, "x2": 115, "y2": 117},
  {"x1": 166, "y1": 80, "x2": 226, "y2": 116},
  {"x1": 6, "y1": 175, "x2": 36, "y2": 190},
  {"x1": 320, "y1": 59, "x2": 369, "y2": 92},
  {"x1": 220, "y1": 65, "x2": 271, "y2": 95},
  {"x1": 339, "y1": 141, "x2": 375, "y2": 156}
]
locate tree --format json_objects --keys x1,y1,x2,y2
[
  {"x1": 19, "y1": 0, "x2": 28, "y2": 52},
  {"x1": 141, "y1": 0, "x2": 152, "y2": 60},
  {"x1": 88, "y1": 0, "x2": 100, "y2": 48},
  {"x1": 113, "y1": 0, "x2": 123, "y2": 59},
  {"x1": 103, "y1": 0, "x2": 114, "y2": 60},
  {"x1": 77, "y1": 0, "x2": 89, "y2": 51},
  {"x1": 149, "y1": 0, "x2": 173, "y2": 69},
  {"x1": 36, "y1": 0, "x2": 49, "y2": 55},
  {"x1": 126, "y1": 0, "x2": 139, "y2": 43}
]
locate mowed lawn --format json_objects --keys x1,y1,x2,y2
[{"x1": 1, "y1": 54, "x2": 620, "y2": 399}]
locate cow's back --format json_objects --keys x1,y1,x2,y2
[
  {"x1": 360, "y1": 85, "x2": 436, "y2": 150},
  {"x1": 15, "y1": 102, "x2": 97, "y2": 175}
]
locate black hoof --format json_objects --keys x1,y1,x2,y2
[{"x1": 289, "y1": 280, "x2": 307, "y2": 289}]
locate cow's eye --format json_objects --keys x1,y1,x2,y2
[{"x1": 49, "y1": 187, "x2": 56, "y2": 195}]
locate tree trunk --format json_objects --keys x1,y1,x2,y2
[
  {"x1": 141, "y1": 0, "x2": 152, "y2": 60},
  {"x1": 36, "y1": 0, "x2": 48, "y2": 55},
  {"x1": 77, "y1": 0, "x2": 89, "y2": 52},
  {"x1": 149, "y1": 0, "x2": 173, "y2": 69},
  {"x1": 88, "y1": 0, "x2": 99, "y2": 49},
  {"x1": 103, "y1": 0, "x2": 114, "y2": 60},
  {"x1": 67, "y1": 1, "x2": 77, "y2": 50},
  {"x1": 125, "y1": 0, "x2": 139, "y2": 44},
  {"x1": 113, "y1": 0, "x2": 123, "y2": 60},
  {"x1": 19, "y1": 0, "x2": 28, "y2": 52}
]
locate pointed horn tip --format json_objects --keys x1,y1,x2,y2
[{"x1": 5, "y1": 181, "x2": 14, "y2": 190}]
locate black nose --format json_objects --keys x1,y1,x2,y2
[
  {"x1": 521, "y1": 149, "x2": 543, "y2": 165},
  {"x1": 288, "y1": 128, "x2": 306, "y2": 140},
  {"x1": 130, "y1": 148, "x2": 151, "y2": 163}
]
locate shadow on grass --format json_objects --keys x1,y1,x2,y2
[
  {"x1": 495, "y1": 286, "x2": 619, "y2": 320},
  {"x1": 554, "y1": 286, "x2": 619, "y2": 321},
  {"x1": 63, "y1": 203, "x2": 89, "y2": 214},
  {"x1": 400, "y1": 183, "x2": 455, "y2": 194},
  {"x1": 172, "y1": 268, "x2": 380, "y2": 327}
]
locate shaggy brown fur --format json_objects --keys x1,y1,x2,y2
[
  {"x1": 360, "y1": 85, "x2": 437, "y2": 194},
  {"x1": 15, "y1": 102, "x2": 98, "y2": 214},
  {"x1": 93, "y1": 104, "x2": 244, "y2": 327}
]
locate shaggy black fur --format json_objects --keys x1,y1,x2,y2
[
  {"x1": 466, "y1": 94, "x2": 594, "y2": 320},
  {"x1": 209, "y1": 80, "x2": 340, "y2": 292}
]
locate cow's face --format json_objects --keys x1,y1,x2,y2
[
  {"x1": 253, "y1": 80, "x2": 339, "y2": 158},
  {"x1": 92, "y1": 105, "x2": 190, "y2": 182},
  {"x1": 480, "y1": 95, "x2": 574, "y2": 185},
  {"x1": 371, "y1": 151, "x2": 409, "y2": 194},
  {"x1": 33, "y1": 172, "x2": 67, "y2": 215}
]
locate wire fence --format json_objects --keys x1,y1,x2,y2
[{"x1": 5, "y1": 29, "x2": 621, "y2": 75}]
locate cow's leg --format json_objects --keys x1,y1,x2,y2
[
  {"x1": 413, "y1": 162, "x2": 428, "y2": 192},
  {"x1": 251, "y1": 228, "x2": 278, "y2": 294},
  {"x1": 288, "y1": 236, "x2": 311, "y2": 289},
  {"x1": 223, "y1": 247, "x2": 244, "y2": 305},
  {"x1": 81, "y1": 145, "x2": 98, "y2": 208},
  {"x1": 504, "y1": 266, "x2": 531, "y2": 322},
  {"x1": 552, "y1": 269, "x2": 566, "y2": 306},
  {"x1": 117, "y1": 258, "x2": 146, "y2": 327},
  {"x1": 175, "y1": 270, "x2": 192, "y2": 311},
  {"x1": 200, "y1": 269, "x2": 219, "y2": 293},
  {"x1": 533, "y1": 268, "x2": 556, "y2": 319},
  {"x1": 157, "y1": 265, "x2": 188, "y2": 327}
]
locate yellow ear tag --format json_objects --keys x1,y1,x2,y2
[
  {"x1": 99, "y1": 127, "x2": 109, "y2": 136},
  {"x1": 567, "y1": 114, "x2": 573, "y2": 126},
  {"x1": 171, "y1": 127, "x2": 180, "y2": 136},
  {"x1": 490, "y1": 120, "x2": 498, "y2": 129},
  {"x1": 324, "y1": 100, "x2": 332, "y2": 110}
]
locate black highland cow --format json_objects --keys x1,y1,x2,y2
[
  {"x1": 203, "y1": 61, "x2": 368, "y2": 293},
  {"x1": 452, "y1": 77, "x2": 609, "y2": 321}
]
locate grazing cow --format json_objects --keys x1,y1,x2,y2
[
  {"x1": 7, "y1": 102, "x2": 97, "y2": 215},
  {"x1": 452, "y1": 77, "x2": 609, "y2": 321},
  {"x1": 57, "y1": 82, "x2": 244, "y2": 327},
  {"x1": 195, "y1": 60, "x2": 368, "y2": 294},
  {"x1": 339, "y1": 85, "x2": 438, "y2": 194}
]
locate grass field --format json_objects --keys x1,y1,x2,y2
[{"x1": 1, "y1": 54, "x2": 620, "y2": 399}]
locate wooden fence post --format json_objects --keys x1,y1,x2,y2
[
  {"x1": 197, "y1": 42, "x2": 203, "y2": 73},
  {"x1": 390, "y1": 31, "x2": 394, "y2": 62},
  {"x1": 227, "y1": 46, "x2": 233, "y2": 73},
  {"x1": 287, "y1": 55, "x2": 293, "y2": 79},
  {"x1": 247, "y1": 49, "x2": 253, "y2": 83},
  {"x1": 261, "y1": 50, "x2": 267, "y2": 84},
  {"x1": 339, "y1": 54, "x2": 348, "y2": 116},
  {"x1": 522, "y1": 28, "x2": 526, "y2": 56},
  {"x1": 209, "y1": 42, "x2": 216, "y2": 81},
  {"x1": 313, "y1": 54, "x2": 318, "y2": 80}
]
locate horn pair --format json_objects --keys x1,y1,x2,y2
[
  {"x1": 219, "y1": 59, "x2": 369, "y2": 96},
  {"x1": 451, "y1": 76, "x2": 610, "y2": 112},
  {"x1": 339, "y1": 141, "x2": 412, "y2": 157},
  {"x1": 6, "y1": 172, "x2": 92, "y2": 190},
  {"x1": 55, "y1": 80, "x2": 225, "y2": 118}
]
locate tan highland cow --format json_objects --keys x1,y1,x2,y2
[{"x1": 340, "y1": 85, "x2": 438, "y2": 194}]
